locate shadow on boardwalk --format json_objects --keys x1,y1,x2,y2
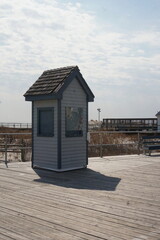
[{"x1": 34, "y1": 168, "x2": 121, "y2": 191}]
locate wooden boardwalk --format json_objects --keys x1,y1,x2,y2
[{"x1": 0, "y1": 155, "x2": 160, "y2": 240}]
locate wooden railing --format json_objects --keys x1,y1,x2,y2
[
  {"x1": 0, "y1": 122, "x2": 32, "y2": 129},
  {"x1": 1, "y1": 130, "x2": 160, "y2": 167},
  {"x1": 0, "y1": 133, "x2": 32, "y2": 167},
  {"x1": 88, "y1": 130, "x2": 159, "y2": 157}
]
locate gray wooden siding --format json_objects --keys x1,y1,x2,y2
[
  {"x1": 33, "y1": 100, "x2": 58, "y2": 169},
  {"x1": 61, "y1": 78, "x2": 87, "y2": 169}
]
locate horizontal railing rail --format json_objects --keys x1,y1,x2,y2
[
  {"x1": 0, "y1": 122, "x2": 32, "y2": 129},
  {"x1": 89, "y1": 130, "x2": 158, "y2": 133}
]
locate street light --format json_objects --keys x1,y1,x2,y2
[{"x1": 97, "y1": 108, "x2": 101, "y2": 122}]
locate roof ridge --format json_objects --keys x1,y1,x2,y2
[{"x1": 43, "y1": 65, "x2": 78, "y2": 74}]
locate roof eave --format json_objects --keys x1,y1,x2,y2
[
  {"x1": 24, "y1": 93, "x2": 62, "y2": 101},
  {"x1": 87, "y1": 95, "x2": 94, "y2": 102}
]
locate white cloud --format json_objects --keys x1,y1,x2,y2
[
  {"x1": 0, "y1": 0, "x2": 160, "y2": 121},
  {"x1": 0, "y1": 0, "x2": 96, "y2": 74},
  {"x1": 1, "y1": 0, "x2": 159, "y2": 82},
  {"x1": 131, "y1": 31, "x2": 160, "y2": 46}
]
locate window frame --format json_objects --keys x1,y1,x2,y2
[{"x1": 37, "y1": 107, "x2": 54, "y2": 137}]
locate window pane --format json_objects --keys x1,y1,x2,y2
[
  {"x1": 38, "y1": 108, "x2": 54, "y2": 137},
  {"x1": 65, "y1": 107, "x2": 83, "y2": 137}
]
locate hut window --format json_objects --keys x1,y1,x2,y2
[
  {"x1": 65, "y1": 107, "x2": 83, "y2": 137},
  {"x1": 37, "y1": 108, "x2": 54, "y2": 137}
]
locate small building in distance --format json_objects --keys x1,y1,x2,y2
[
  {"x1": 156, "y1": 111, "x2": 160, "y2": 132},
  {"x1": 88, "y1": 120, "x2": 102, "y2": 130},
  {"x1": 24, "y1": 66, "x2": 94, "y2": 172},
  {"x1": 102, "y1": 118, "x2": 157, "y2": 131}
]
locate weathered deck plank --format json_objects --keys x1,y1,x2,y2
[{"x1": 0, "y1": 155, "x2": 160, "y2": 240}]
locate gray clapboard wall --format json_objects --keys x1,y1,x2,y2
[
  {"x1": 61, "y1": 78, "x2": 87, "y2": 169},
  {"x1": 33, "y1": 100, "x2": 58, "y2": 169}
]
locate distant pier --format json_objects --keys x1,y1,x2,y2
[{"x1": 102, "y1": 118, "x2": 157, "y2": 131}]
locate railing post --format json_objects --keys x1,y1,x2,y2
[
  {"x1": 21, "y1": 138, "x2": 25, "y2": 162},
  {"x1": 137, "y1": 132, "x2": 140, "y2": 155},
  {"x1": 5, "y1": 135, "x2": 8, "y2": 168},
  {"x1": 100, "y1": 132, "x2": 103, "y2": 158}
]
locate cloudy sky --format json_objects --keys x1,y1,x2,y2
[{"x1": 0, "y1": 0, "x2": 160, "y2": 122}]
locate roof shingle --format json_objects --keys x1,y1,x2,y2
[{"x1": 24, "y1": 66, "x2": 78, "y2": 96}]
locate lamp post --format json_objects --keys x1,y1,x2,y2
[{"x1": 97, "y1": 108, "x2": 101, "y2": 122}]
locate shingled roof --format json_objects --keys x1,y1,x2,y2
[
  {"x1": 24, "y1": 66, "x2": 77, "y2": 96},
  {"x1": 24, "y1": 65, "x2": 94, "y2": 102}
]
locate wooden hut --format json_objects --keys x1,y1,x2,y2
[{"x1": 24, "y1": 66, "x2": 94, "y2": 172}]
